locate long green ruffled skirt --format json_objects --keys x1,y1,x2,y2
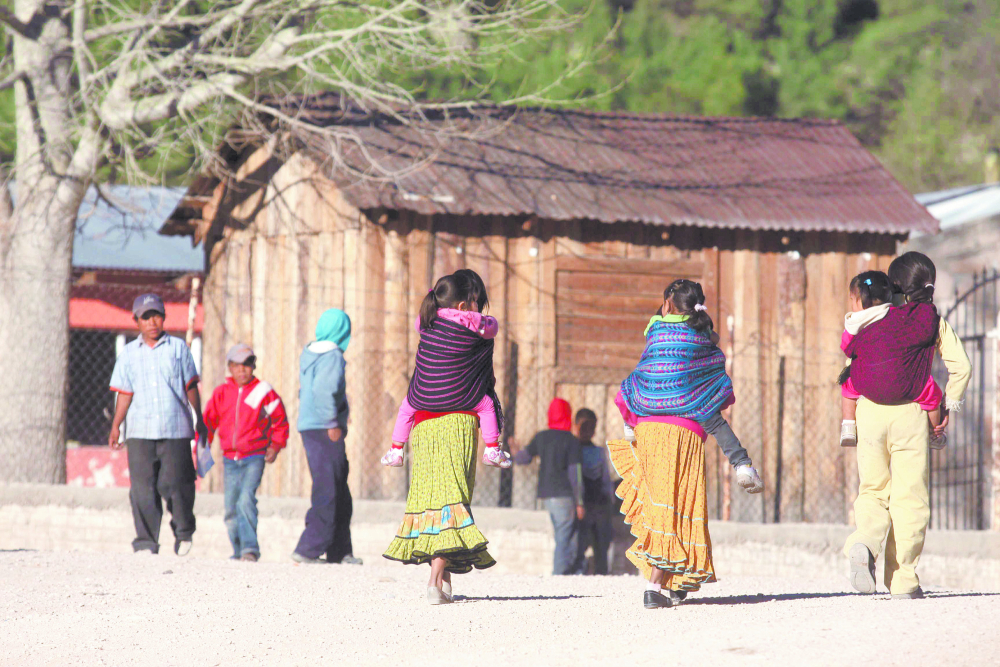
[{"x1": 383, "y1": 413, "x2": 496, "y2": 573}]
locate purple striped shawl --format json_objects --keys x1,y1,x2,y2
[{"x1": 406, "y1": 316, "x2": 503, "y2": 433}]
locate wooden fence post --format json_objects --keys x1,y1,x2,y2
[{"x1": 991, "y1": 310, "x2": 1000, "y2": 531}]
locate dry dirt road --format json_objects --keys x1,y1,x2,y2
[{"x1": 1, "y1": 549, "x2": 997, "y2": 667}]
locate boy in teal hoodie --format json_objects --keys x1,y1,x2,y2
[{"x1": 292, "y1": 309, "x2": 362, "y2": 565}]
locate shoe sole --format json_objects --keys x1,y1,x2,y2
[
  {"x1": 849, "y1": 543, "x2": 877, "y2": 594},
  {"x1": 890, "y1": 590, "x2": 925, "y2": 600},
  {"x1": 427, "y1": 588, "x2": 453, "y2": 605},
  {"x1": 643, "y1": 600, "x2": 673, "y2": 609}
]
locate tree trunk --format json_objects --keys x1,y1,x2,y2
[{"x1": 0, "y1": 1, "x2": 88, "y2": 482}]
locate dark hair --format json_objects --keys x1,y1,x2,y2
[
  {"x1": 574, "y1": 408, "x2": 597, "y2": 424},
  {"x1": 419, "y1": 273, "x2": 475, "y2": 329},
  {"x1": 454, "y1": 268, "x2": 490, "y2": 313},
  {"x1": 664, "y1": 279, "x2": 713, "y2": 336},
  {"x1": 849, "y1": 271, "x2": 893, "y2": 309},
  {"x1": 888, "y1": 251, "x2": 937, "y2": 308}
]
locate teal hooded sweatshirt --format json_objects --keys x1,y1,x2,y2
[{"x1": 298, "y1": 309, "x2": 352, "y2": 432}]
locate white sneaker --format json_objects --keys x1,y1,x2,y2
[
  {"x1": 482, "y1": 446, "x2": 512, "y2": 469},
  {"x1": 380, "y1": 448, "x2": 404, "y2": 467},
  {"x1": 736, "y1": 465, "x2": 764, "y2": 494},
  {"x1": 175, "y1": 540, "x2": 192, "y2": 556},
  {"x1": 840, "y1": 421, "x2": 857, "y2": 447}
]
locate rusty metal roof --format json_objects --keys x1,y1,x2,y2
[{"x1": 170, "y1": 98, "x2": 939, "y2": 236}]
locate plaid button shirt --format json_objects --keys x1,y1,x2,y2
[{"x1": 110, "y1": 334, "x2": 200, "y2": 440}]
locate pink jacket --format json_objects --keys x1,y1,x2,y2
[{"x1": 393, "y1": 308, "x2": 501, "y2": 444}]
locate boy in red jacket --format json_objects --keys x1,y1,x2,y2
[{"x1": 204, "y1": 344, "x2": 290, "y2": 561}]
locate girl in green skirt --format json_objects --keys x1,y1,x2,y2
[{"x1": 383, "y1": 271, "x2": 502, "y2": 604}]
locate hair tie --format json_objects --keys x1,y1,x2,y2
[
  {"x1": 863, "y1": 278, "x2": 872, "y2": 286},
  {"x1": 693, "y1": 303, "x2": 708, "y2": 312},
  {"x1": 924, "y1": 283, "x2": 934, "y2": 289}
]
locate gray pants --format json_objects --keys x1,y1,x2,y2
[
  {"x1": 126, "y1": 438, "x2": 196, "y2": 553},
  {"x1": 703, "y1": 412, "x2": 752, "y2": 468},
  {"x1": 544, "y1": 496, "x2": 580, "y2": 575}
]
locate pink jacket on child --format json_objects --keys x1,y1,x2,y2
[{"x1": 393, "y1": 308, "x2": 501, "y2": 444}]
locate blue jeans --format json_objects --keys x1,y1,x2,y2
[
  {"x1": 224, "y1": 456, "x2": 266, "y2": 558},
  {"x1": 544, "y1": 496, "x2": 580, "y2": 575}
]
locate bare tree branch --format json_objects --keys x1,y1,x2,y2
[{"x1": 0, "y1": 70, "x2": 24, "y2": 92}]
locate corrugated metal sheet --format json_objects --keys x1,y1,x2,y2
[{"x1": 215, "y1": 98, "x2": 941, "y2": 235}]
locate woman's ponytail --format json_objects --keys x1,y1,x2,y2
[
  {"x1": 888, "y1": 251, "x2": 937, "y2": 311},
  {"x1": 420, "y1": 285, "x2": 441, "y2": 330},
  {"x1": 665, "y1": 279, "x2": 714, "y2": 336},
  {"x1": 419, "y1": 273, "x2": 475, "y2": 329}
]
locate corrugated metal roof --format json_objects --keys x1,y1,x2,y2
[
  {"x1": 915, "y1": 183, "x2": 1000, "y2": 231},
  {"x1": 177, "y1": 99, "x2": 939, "y2": 235},
  {"x1": 334, "y1": 106, "x2": 936, "y2": 234}
]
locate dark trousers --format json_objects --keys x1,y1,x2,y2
[
  {"x1": 577, "y1": 502, "x2": 613, "y2": 575},
  {"x1": 295, "y1": 430, "x2": 354, "y2": 561},
  {"x1": 126, "y1": 438, "x2": 196, "y2": 553}
]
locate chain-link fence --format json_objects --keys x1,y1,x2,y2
[{"x1": 65, "y1": 282, "x2": 997, "y2": 528}]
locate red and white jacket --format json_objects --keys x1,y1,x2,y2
[{"x1": 204, "y1": 377, "x2": 290, "y2": 460}]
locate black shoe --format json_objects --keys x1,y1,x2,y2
[
  {"x1": 643, "y1": 590, "x2": 674, "y2": 609},
  {"x1": 668, "y1": 589, "x2": 688, "y2": 603}
]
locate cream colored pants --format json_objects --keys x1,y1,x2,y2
[{"x1": 843, "y1": 399, "x2": 930, "y2": 595}]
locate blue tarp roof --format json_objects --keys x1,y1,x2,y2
[{"x1": 71, "y1": 185, "x2": 203, "y2": 272}]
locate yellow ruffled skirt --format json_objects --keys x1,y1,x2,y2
[
  {"x1": 607, "y1": 422, "x2": 716, "y2": 591},
  {"x1": 383, "y1": 413, "x2": 495, "y2": 574}
]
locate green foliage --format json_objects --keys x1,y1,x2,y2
[
  {"x1": 2, "y1": 0, "x2": 995, "y2": 192},
  {"x1": 404, "y1": 0, "x2": 998, "y2": 193}
]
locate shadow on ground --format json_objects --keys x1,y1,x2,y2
[
  {"x1": 686, "y1": 590, "x2": 1000, "y2": 605},
  {"x1": 454, "y1": 594, "x2": 594, "y2": 603}
]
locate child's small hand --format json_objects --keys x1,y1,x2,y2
[
  {"x1": 264, "y1": 447, "x2": 278, "y2": 464},
  {"x1": 934, "y1": 410, "x2": 949, "y2": 437}
]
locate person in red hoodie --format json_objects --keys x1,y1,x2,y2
[
  {"x1": 204, "y1": 344, "x2": 290, "y2": 562},
  {"x1": 513, "y1": 398, "x2": 584, "y2": 575}
]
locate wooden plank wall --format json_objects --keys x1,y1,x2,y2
[{"x1": 199, "y1": 162, "x2": 902, "y2": 522}]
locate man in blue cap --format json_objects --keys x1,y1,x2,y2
[{"x1": 108, "y1": 293, "x2": 206, "y2": 555}]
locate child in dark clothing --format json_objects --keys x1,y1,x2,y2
[
  {"x1": 574, "y1": 408, "x2": 614, "y2": 575},
  {"x1": 513, "y1": 398, "x2": 583, "y2": 575}
]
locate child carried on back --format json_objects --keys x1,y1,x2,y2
[
  {"x1": 838, "y1": 270, "x2": 945, "y2": 449},
  {"x1": 381, "y1": 269, "x2": 511, "y2": 469},
  {"x1": 616, "y1": 279, "x2": 763, "y2": 494}
]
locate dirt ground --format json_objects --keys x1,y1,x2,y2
[{"x1": 1, "y1": 549, "x2": 997, "y2": 667}]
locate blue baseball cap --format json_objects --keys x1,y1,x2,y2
[{"x1": 132, "y1": 293, "x2": 165, "y2": 318}]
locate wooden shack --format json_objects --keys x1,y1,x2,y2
[{"x1": 162, "y1": 100, "x2": 938, "y2": 523}]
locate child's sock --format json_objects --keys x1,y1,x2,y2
[{"x1": 645, "y1": 581, "x2": 662, "y2": 593}]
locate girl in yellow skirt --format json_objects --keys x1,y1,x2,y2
[
  {"x1": 381, "y1": 271, "x2": 502, "y2": 605},
  {"x1": 612, "y1": 279, "x2": 763, "y2": 609}
]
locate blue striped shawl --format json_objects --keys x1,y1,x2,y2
[{"x1": 620, "y1": 320, "x2": 733, "y2": 422}]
